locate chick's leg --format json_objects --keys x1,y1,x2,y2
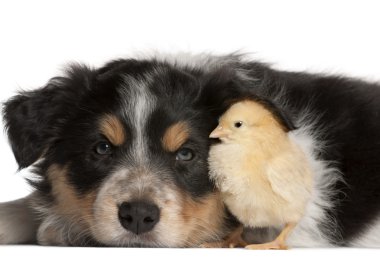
[
  {"x1": 200, "y1": 225, "x2": 247, "y2": 248},
  {"x1": 245, "y1": 223, "x2": 296, "y2": 250}
]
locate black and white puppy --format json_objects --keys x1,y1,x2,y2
[{"x1": 0, "y1": 53, "x2": 380, "y2": 247}]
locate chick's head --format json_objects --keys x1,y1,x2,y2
[{"x1": 210, "y1": 100, "x2": 287, "y2": 145}]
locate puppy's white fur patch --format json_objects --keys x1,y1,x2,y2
[
  {"x1": 120, "y1": 74, "x2": 156, "y2": 165},
  {"x1": 286, "y1": 119, "x2": 343, "y2": 247}
]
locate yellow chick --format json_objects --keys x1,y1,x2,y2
[{"x1": 208, "y1": 99, "x2": 313, "y2": 250}]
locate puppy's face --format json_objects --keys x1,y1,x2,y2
[{"x1": 3, "y1": 60, "x2": 230, "y2": 247}]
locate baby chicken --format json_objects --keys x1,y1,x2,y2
[{"x1": 208, "y1": 99, "x2": 313, "y2": 250}]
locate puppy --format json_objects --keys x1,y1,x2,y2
[
  {"x1": 1, "y1": 53, "x2": 380, "y2": 247},
  {"x1": 0, "y1": 57, "x2": 238, "y2": 246}
]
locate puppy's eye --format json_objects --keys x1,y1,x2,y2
[
  {"x1": 95, "y1": 142, "x2": 112, "y2": 155},
  {"x1": 234, "y1": 121, "x2": 243, "y2": 128},
  {"x1": 176, "y1": 148, "x2": 194, "y2": 161}
]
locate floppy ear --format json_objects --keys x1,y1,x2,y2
[
  {"x1": 243, "y1": 96, "x2": 296, "y2": 132},
  {"x1": 2, "y1": 64, "x2": 94, "y2": 169},
  {"x1": 196, "y1": 67, "x2": 249, "y2": 118},
  {"x1": 197, "y1": 66, "x2": 296, "y2": 131},
  {"x1": 258, "y1": 98, "x2": 296, "y2": 132}
]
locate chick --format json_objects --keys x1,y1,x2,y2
[{"x1": 208, "y1": 99, "x2": 313, "y2": 250}]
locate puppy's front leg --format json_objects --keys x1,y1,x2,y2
[{"x1": 0, "y1": 193, "x2": 40, "y2": 244}]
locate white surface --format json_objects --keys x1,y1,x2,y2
[
  {"x1": 0, "y1": 0, "x2": 380, "y2": 258},
  {"x1": 1, "y1": 246, "x2": 380, "y2": 262}
]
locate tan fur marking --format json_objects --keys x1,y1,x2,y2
[
  {"x1": 162, "y1": 122, "x2": 189, "y2": 152},
  {"x1": 99, "y1": 114, "x2": 126, "y2": 146},
  {"x1": 180, "y1": 192, "x2": 225, "y2": 245},
  {"x1": 47, "y1": 164, "x2": 96, "y2": 227}
]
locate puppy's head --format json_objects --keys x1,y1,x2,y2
[{"x1": 3, "y1": 60, "x2": 231, "y2": 247}]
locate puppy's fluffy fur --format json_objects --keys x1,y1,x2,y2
[{"x1": 1, "y1": 53, "x2": 380, "y2": 247}]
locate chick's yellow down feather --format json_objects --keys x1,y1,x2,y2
[{"x1": 208, "y1": 100, "x2": 313, "y2": 249}]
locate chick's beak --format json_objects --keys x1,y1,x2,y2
[{"x1": 209, "y1": 125, "x2": 229, "y2": 138}]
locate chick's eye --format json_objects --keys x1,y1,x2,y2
[
  {"x1": 176, "y1": 148, "x2": 194, "y2": 161},
  {"x1": 234, "y1": 121, "x2": 243, "y2": 128},
  {"x1": 95, "y1": 142, "x2": 112, "y2": 155}
]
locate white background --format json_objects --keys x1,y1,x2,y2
[{"x1": 1, "y1": 0, "x2": 380, "y2": 261}]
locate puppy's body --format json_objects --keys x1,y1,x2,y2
[
  {"x1": 243, "y1": 69, "x2": 380, "y2": 247},
  {"x1": 1, "y1": 53, "x2": 380, "y2": 247}
]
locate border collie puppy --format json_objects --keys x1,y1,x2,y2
[{"x1": 1, "y1": 53, "x2": 380, "y2": 247}]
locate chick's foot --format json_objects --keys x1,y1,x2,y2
[
  {"x1": 245, "y1": 240, "x2": 287, "y2": 250},
  {"x1": 245, "y1": 223, "x2": 296, "y2": 250}
]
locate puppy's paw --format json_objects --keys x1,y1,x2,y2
[{"x1": 0, "y1": 196, "x2": 38, "y2": 244}]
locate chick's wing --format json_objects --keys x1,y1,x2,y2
[{"x1": 265, "y1": 153, "x2": 312, "y2": 204}]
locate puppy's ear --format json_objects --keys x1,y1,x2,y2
[
  {"x1": 264, "y1": 101, "x2": 296, "y2": 132},
  {"x1": 197, "y1": 66, "x2": 296, "y2": 131},
  {"x1": 2, "y1": 64, "x2": 94, "y2": 169},
  {"x1": 196, "y1": 67, "x2": 248, "y2": 118},
  {"x1": 246, "y1": 96, "x2": 296, "y2": 132}
]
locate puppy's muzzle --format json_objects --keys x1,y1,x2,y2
[{"x1": 118, "y1": 201, "x2": 160, "y2": 235}]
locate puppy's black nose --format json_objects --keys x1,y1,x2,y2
[{"x1": 118, "y1": 201, "x2": 160, "y2": 235}]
